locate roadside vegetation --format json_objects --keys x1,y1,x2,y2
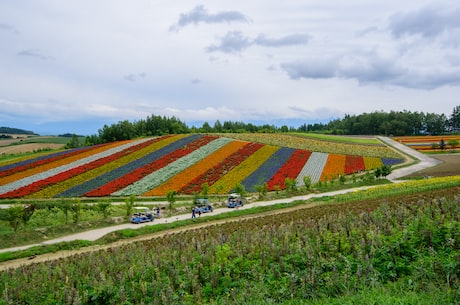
[{"x1": 0, "y1": 182, "x2": 459, "y2": 304}]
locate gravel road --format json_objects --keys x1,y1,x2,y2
[{"x1": 0, "y1": 137, "x2": 442, "y2": 255}]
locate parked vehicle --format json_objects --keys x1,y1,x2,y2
[
  {"x1": 194, "y1": 198, "x2": 210, "y2": 205},
  {"x1": 195, "y1": 204, "x2": 213, "y2": 213},
  {"x1": 130, "y1": 207, "x2": 154, "y2": 224},
  {"x1": 227, "y1": 193, "x2": 244, "y2": 208}
]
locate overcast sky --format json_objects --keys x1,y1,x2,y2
[{"x1": 1, "y1": 1, "x2": 460, "y2": 135}]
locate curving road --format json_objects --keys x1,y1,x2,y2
[{"x1": 0, "y1": 137, "x2": 442, "y2": 254}]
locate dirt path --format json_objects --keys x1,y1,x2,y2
[{"x1": 0, "y1": 137, "x2": 444, "y2": 271}]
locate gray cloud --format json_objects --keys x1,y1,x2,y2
[
  {"x1": 281, "y1": 51, "x2": 460, "y2": 90},
  {"x1": 254, "y1": 33, "x2": 310, "y2": 47},
  {"x1": 170, "y1": 5, "x2": 249, "y2": 31},
  {"x1": 190, "y1": 78, "x2": 201, "y2": 84},
  {"x1": 206, "y1": 31, "x2": 252, "y2": 53},
  {"x1": 0, "y1": 23, "x2": 19, "y2": 34},
  {"x1": 281, "y1": 58, "x2": 338, "y2": 79},
  {"x1": 207, "y1": 31, "x2": 310, "y2": 54},
  {"x1": 17, "y1": 49, "x2": 53, "y2": 60},
  {"x1": 389, "y1": 6, "x2": 460, "y2": 38},
  {"x1": 123, "y1": 73, "x2": 147, "y2": 82}
]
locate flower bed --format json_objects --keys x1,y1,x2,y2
[
  {"x1": 53, "y1": 135, "x2": 195, "y2": 197},
  {"x1": 0, "y1": 140, "x2": 136, "y2": 195},
  {"x1": 267, "y1": 149, "x2": 311, "y2": 190},
  {"x1": 208, "y1": 145, "x2": 279, "y2": 194},
  {"x1": 320, "y1": 154, "x2": 346, "y2": 181},
  {"x1": 0, "y1": 138, "x2": 159, "y2": 199},
  {"x1": 241, "y1": 147, "x2": 294, "y2": 192},
  {"x1": 295, "y1": 152, "x2": 328, "y2": 184},
  {"x1": 111, "y1": 136, "x2": 227, "y2": 196},
  {"x1": 179, "y1": 142, "x2": 263, "y2": 194},
  {"x1": 143, "y1": 140, "x2": 247, "y2": 196}
]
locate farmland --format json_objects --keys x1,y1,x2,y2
[
  {"x1": 0, "y1": 133, "x2": 459, "y2": 304},
  {"x1": 0, "y1": 134, "x2": 405, "y2": 199},
  {"x1": 394, "y1": 135, "x2": 460, "y2": 152},
  {"x1": 0, "y1": 184, "x2": 459, "y2": 304}
]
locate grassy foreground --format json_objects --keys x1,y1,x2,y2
[{"x1": 1, "y1": 182, "x2": 459, "y2": 304}]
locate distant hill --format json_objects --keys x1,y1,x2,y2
[{"x1": 0, "y1": 127, "x2": 36, "y2": 135}]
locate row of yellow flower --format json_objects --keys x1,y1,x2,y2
[
  {"x1": 0, "y1": 141, "x2": 130, "y2": 187},
  {"x1": 208, "y1": 145, "x2": 279, "y2": 194},
  {"x1": 363, "y1": 157, "x2": 383, "y2": 171},
  {"x1": 143, "y1": 140, "x2": 247, "y2": 196},
  {"x1": 27, "y1": 135, "x2": 185, "y2": 198}
]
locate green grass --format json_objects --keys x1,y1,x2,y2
[{"x1": 289, "y1": 132, "x2": 381, "y2": 145}]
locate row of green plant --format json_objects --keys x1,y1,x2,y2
[{"x1": 1, "y1": 186, "x2": 459, "y2": 304}]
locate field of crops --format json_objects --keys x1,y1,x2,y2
[
  {"x1": 1, "y1": 185, "x2": 458, "y2": 304},
  {"x1": 394, "y1": 135, "x2": 460, "y2": 151},
  {"x1": 0, "y1": 134, "x2": 404, "y2": 199}
]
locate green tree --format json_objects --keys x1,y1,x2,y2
[
  {"x1": 200, "y1": 182, "x2": 210, "y2": 198},
  {"x1": 285, "y1": 177, "x2": 297, "y2": 192},
  {"x1": 95, "y1": 200, "x2": 112, "y2": 219},
  {"x1": 449, "y1": 105, "x2": 460, "y2": 130},
  {"x1": 21, "y1": 204, "x2": 35, "y2": 227},
  {"x1": 66, "y1": 134, "x2": 80, "y2": 148},
  {"x1": 125, "y1": 195, "x2": 136, "y2": 217},
  {"x1": 166, "y1": 190, "x2": 177, "y2": 211},
  {"x1": 57, "y1": 199, "x2": 71, "y2": 224},
  {"x1": 233, "y1": 183, "x2": 246, "y2": 197},
  {"x1": 303, "y1": 175, "x2": 312, "y2": 190},
  {"x1": 71, "y1": 200, "x2": 82, "y2": 223},
  {"x1": 255, "y1": 183, "x2": 268, "y2": 199},
  {"x1": 7, "y1": 205, "x2": 24, "y2": 232}
]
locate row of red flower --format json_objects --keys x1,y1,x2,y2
[
  {"x1": 84, "y1": 135, "x2": 218, "y2": 196},
  {"x1": 0, "y1": 138, "x2": 161, "y2": 199}
]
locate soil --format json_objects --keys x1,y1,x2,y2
[
  {"x1": 0, "y1": 143, "x2": 65, "y2": 155},
  {"x1": 406, "y1": 154, "x2": 460, "y2": 177}
]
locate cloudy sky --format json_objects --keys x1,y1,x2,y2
[{"x1": 1, "y1": 1, "x2": 460, "y2": 135}]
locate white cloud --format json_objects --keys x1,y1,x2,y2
[{"x1": 0, "y1": 0, "x2": 459, "y2": 135}]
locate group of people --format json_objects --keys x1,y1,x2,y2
[{"x1": 191, "y1": 207, "x2": 202, "y2": 219}]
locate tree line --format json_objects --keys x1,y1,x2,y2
[{"x1": 83, "y1": 106, "x2": 460, "y2": 145}]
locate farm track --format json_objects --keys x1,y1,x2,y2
[{"x1": 0, "y1": 137, "x2": 447, "y2": 271}]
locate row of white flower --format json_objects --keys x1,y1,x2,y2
[
  {"x1": 295, "y1": 152, "x2": 328, "y2": 185},
  {"x1": 0, "y1": 138, "x2": 151, "y2": 195},
  {"x1": 113, "y1": 137, "x2": 233, "y2": 196}
]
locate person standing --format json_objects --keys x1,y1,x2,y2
[{"x1": 191, "y1": 207, "x2": 196, "y2": 219}]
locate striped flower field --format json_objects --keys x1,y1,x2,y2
[{"x1": 0, "y1": 134, "x2": 405, "y2": 198}]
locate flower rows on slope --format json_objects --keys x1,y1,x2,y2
[
  {"x1": 0, "y1": 138, "x2": 159, "y2": 199},
  {"x1": 320, "y1": 154, "x2": 346, "y2": 181},
  {"x1": 0, "y1": 140, "x2": 137, "y2": 194},
  {"x1": 267, "y1": 150, "x2": 312, "y2": 191},
  {"x1": 241, "y1": 147, "x2": 294, "y2": 192},
  {"x1": 208, "y1": 145, "x2": 279, "y2": 194},
  {"x1": 52, "y1": 135, "x2": 194, "y2": 198},
  {"x1": 295, "y1": 152, "x2": 329, "y2": 184},
  {"x1": 112, "y1": 137, "x2": 231, "y2": 196},
  {"x1": 179, "y1": 142, "x2": 264, "y2": 194},
  {"x1": 0, "y1": 146, "x2": 93, "y2": 178},
  {"x1": 143, "y1": 139, "x2": 247, "y2": 196},
  {"x1": 25, "y1": 135, "x2": 183, "y2": 198},
  {"x1": 363, "y1": 157, "x2": 383, "y2": 170},
  {"x1": 344, "y1": 155, "x2": 365, "y2": 174}
]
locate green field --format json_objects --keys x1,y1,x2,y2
[
  {"x1": 0, "y1": 183, "x2": 458, "y2": 304},
  {"x1": 290, "y1": 132, "x2": 382, "y2": 144}
]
